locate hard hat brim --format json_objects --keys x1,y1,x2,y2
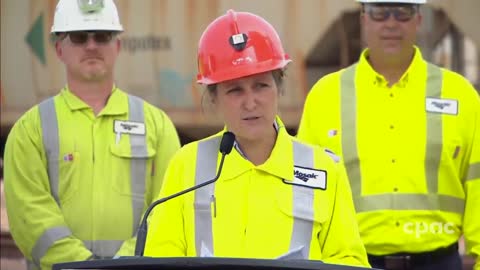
[
  {"x1": 356, "y1": 0, "x2": 426, "y2": 3},
  {"x1": 197, "y1": 58, "x2": 292, "y2": 85},
  {"x1": 51, "y1": 25, "x2": 123, "y2": 33}
]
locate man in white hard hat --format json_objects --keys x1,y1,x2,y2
[
  {"x1": 297, "y1": 0, "x2": 480, "y2": 269},
  {"x1": 3, "y1": 0, "x2": 180, "y2": 269}
]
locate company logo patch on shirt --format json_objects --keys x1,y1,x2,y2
[
  {"x1": 425, "y1": 98, "x2": 458, "y2": 115},
  {"x1": 114, "y1": 120, "x2": 146, "y2": 135},
  {"x1": 327, "y1": 129, "x2": 338, "y2": 137},
  {"x1": 283, "y1": 166, "x2": 327, "y2": 190},
  {"x1": 63, "y1": 153, "x2": 74, "y2": 162}
]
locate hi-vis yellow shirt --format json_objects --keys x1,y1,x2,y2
[
  {"x1": 297, "y1": 47, "x2": 480, "y2": 266},
  {"x1": 4, "y1": 87, "x2": 180, "y2": 270},
  {"x1": 145, "y1": 118, "x2": 370, "y2": 268}
]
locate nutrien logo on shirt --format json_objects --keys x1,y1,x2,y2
[{"x1": 294, "y1": 170, "x2": 318, "y2": 182}]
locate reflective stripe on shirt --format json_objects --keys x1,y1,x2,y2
[
  {"x1": 127, "y1": 95, "x2": 147, "y2": 235},
  {"x1": 465, "y1": 162, "x2": 480, "y2": 183},
  {"x1": 193, "y1": 136, "x2": 315, "y2": 258},
  {"x1": 39, "y1": 98, "x2": 60, "y2": 205},
  {"x1": 38, "y1": 94, "x2": 146, "y2": 258},
  {"x1": 31, "y1": 226, "x2": 71, "y2": 266},
  {"x1": 340, "y1": 63, "x2": 465, "y2": 214},
  {"x1": 83, "y1": 240, "x2": 124, "y2": 258}
]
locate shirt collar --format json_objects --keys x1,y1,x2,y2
[
  {"x1": 220, "y1": 116, "x2": 293, "y2": 182},
  {"x1": 233, "y1": 119, "x2": 280, "y2": 158},
  {"x1": 256, "y1": 117, "x2": 293, "y2": 180},
  {"x1": 358, "y1": 46, "x2": 426, "y2": 87},
  {"x1": 60, "y1": 86, "x2": 90, "y2": 111},
  {"x1": 60, "y1": 85, "x2": 128, "y2": 116}
]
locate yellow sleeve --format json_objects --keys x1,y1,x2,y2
[
  {"x1": 144, "y1": 147, "x2": 188, "y2": 257},
  {"x1": 318, "y1": 162, "x2": 370, "y2": 268},
  {"x1": 147, "y1": 109, "x2": 181, "y2": 203},
  {"x1": 463, "y1": 88, "x2": 480, "y2": 270},
  {"x1": 4, "y1": 110, "x2": 92, "y2": 270},
  {"x1": 115, "y1": 108, "x2": 181, "y2": 257},
  {"x1": 297, "y1": 72, "x2": 342, "y2": 155},
  {"x1": 297, "y1": 80, "x2": 323, "y2": 145}
]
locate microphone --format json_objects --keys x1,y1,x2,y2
[{"x1": 134, "y1": 131, "x2": 235, "y2": 256}]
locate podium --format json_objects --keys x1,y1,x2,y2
[{"x1": 53, "y1": 257, "x2": 376, "y2": 270}]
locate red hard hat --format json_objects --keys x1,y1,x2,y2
[{"x1": 197, "y1": 10, "x2": 291, "y2": 85}]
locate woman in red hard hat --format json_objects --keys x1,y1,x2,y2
[{"x1": 144, "y1": 10, "x2": 370, "y2": 267}]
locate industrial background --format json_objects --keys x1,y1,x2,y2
[{"x1": 1, "y1": 0, "x2": 479, "y2": 269}]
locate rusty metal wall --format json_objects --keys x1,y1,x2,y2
[
  {"x1": 1, "y1": 0, "x2": 478, "y2": 133},
  {"x1": 2, "y1": 0, "x2": 350, "y2": 131}
]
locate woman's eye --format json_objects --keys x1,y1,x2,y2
[
  {"x1": 227, "y1": 88, "x2": 240, "y2": 94},
  {"x1": 254, "y1": 82, "x2": 266, "y2": 88}
]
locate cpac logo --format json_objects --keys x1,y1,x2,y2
[
  {"x1": 431, "y1": 101, "x2": 451, "y2": 109},
  {"x1": 294, "y1": 170, "x2": 318, "y2": 182},
  {"x1": 120, "y1": 123, "x2": 139, "y2": 131},
  {"x1": 404, "y1": 222, "x2": 456, "y2": 238}
]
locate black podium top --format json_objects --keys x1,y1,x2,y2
[{"x1": 53, "y1": 257, "x2": 375, "y2": 270}]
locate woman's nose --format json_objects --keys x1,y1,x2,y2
[{"x1": 243, "y1": 91, "x2": 257, "y2": 111}]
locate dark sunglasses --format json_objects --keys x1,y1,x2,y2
[
  {"x1": 364, "y1": 4, "x2": 418, "y2": 22},
  {"x1": 59, "y1": 31, "x2": 116, "y2": 45}
]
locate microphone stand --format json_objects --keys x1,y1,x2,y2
[{"x1": 134, "y1": 132, "x2": 234, "y2": 256}]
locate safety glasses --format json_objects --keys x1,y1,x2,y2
[
  {"x1": 59, "y1": 31, "x2": 116, "y2": 45},
  {"x1": 364, "y1": 4, "x2": 418, "y2": 22}
]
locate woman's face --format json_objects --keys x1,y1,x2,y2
[{"x1": 213, "y1": 71, "x2": 279, "y2": 142}]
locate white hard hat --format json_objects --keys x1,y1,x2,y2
[
  {"x1": 51, "y1": 0, "x2": 123, "y2": 33},
  {"x1": 357, "y1": 0, "x2": 426, "y2": 3}
]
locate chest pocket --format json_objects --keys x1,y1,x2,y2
[
  {"x1": 275, "y1": 187, "x2": 328, "y2": 225},
  {"x1": 57, "y1": 151, "x2": 82, "y2": 204},
  {"x1": 110, "y1": 135, "x2": 156, "y2": 198},
  {"x1": 275, "y1": 185, "x2": 328, "y2": 260}
]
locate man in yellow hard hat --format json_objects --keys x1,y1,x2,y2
[
  {"x1": 3, "y1": 0, "x2": 180, "y2": 269},
  {"x1": 297, "y1": 0, "x2": 480, "y2": 269}
]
